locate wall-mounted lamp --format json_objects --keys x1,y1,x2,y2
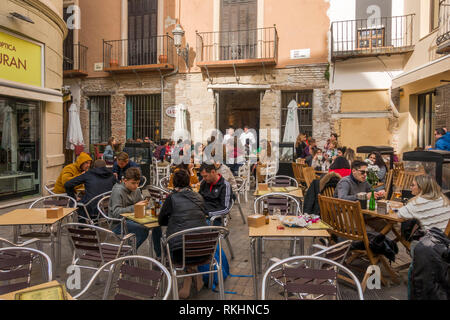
[
  {"x1": 399, "y1": 88, "x2": 404, "y2": 97},
  {"x1": 172, "y1": 24, "x2": 189, "y2": 68},
  {"x1": 9, "y1": 12, "x2": 34, "y2": 24}
]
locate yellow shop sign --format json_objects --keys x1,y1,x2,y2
[{"x1": 0, "y1": 30, "x2": 43, "y2": 87}]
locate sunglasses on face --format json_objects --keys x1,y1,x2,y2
[{"x1": 358, "y1": 170, "x2": 368, "y2": 175}]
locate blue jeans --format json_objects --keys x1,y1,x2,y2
[{"x1": 113, "y1": 221, "x2": 148, "y2": 249}]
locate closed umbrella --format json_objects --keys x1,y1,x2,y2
[
  {"x1": 66, "y1": 103, "x2": 84, "y2": 158},
  {"x1": 281, "y1": 100, "x2": 300, "y2": 160},
  {"x1": 173, "y1": 104, "x2": 189, "y2": 141}
]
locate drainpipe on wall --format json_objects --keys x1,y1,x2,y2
[{"x1": 388, "y1": 87, "x2": 400, "y2": 118}]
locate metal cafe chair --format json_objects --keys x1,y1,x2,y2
[
  {"x1": 261, "y1": 255, "x2": 363, "y2": 300},
  {"x1": 0, "y1": 247, "x2": 52, "y2": 295},
  {"x1": 161, "y1": 226, "x2": 229, "y2": 300},
  {"x1": 77, "y1": 191, "x2": 112, "y2": 225},
  {"x1": 73, "y1": 256, "x2": 172, "y2": 300},
  {"x1": 61, "y1": 223, "x2": 136, "y2": 274},
  {"x1": 267, "y1": 175, "x2": 299, "y2": 188}
]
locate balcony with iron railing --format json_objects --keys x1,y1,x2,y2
[
  {"x1": 103, "y1": 35, "x2": 175, "y2": 73},
  {"x1": 437, "y1": 0, "x2": 450, "y2": 54},
  {"x1": 196, "y1": 26, "x2": 278, "y2": 68},
  {"x1": 63, "y1": 43, "x2": 88, "y2": 77},
  {"x1": 331, "y1": 14, "x2": 415, "y2": 61}
]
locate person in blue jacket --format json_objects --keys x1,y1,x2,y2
[{"x1": 426, "y1": 128, "x2": 450, "y2": 151}]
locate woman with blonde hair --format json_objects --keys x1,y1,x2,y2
[
  {"x1": 344, "y1": 148, "x2": 355, "y2": 166},
  {"x1": 397, "y1": 174, "x2": 450, "y2": 232}
]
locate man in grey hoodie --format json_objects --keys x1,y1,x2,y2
[{"x1": 108, "y1": 167, "x2": 150, "y2": 249}]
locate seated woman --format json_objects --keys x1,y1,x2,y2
[
  {"x1": 103, "y1": 137, "x2": 116, "y2": 165},
  {"x1": 397, "y1": 174, "x2": 450, "y2": 232},
  {"x1": 168, "y1": 157, "x2": 199, "y2": 188},
  {"x1": 311, "y1": 148, "x2": 330, "y2": 172},
  {"x1": 367, "y1": 151, "x2": 387, "y2": 183},
  {"x1": 159, "y1": 170, "x2": 208, "y2": 299},
  {"x1": 328, "y1": 156, "x2": 351, "y2": 177}
]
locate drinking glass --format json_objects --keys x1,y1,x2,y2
[{"x1": 274, "y1": 208, "x2": 281, "y2": 221}]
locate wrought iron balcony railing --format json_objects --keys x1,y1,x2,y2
[
  {"x1": 63, "y1": 43, "x2": 88, "y2": 76},
  {"x1": 437, "y1": 0, "x2": 450, "y2": 53},
  {"x1": 196, "y1": 26, "x2": 278, "y2": 66},
  {"x1": 331, "y1": 14, "x2": 415, "y2": 60},
  {"x1": 103, "y1": 35, "x2": 175, "y2": 71}
]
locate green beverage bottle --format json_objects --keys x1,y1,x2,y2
[{"x1": 369, "y1": 190, "x2": 376, "y2": 211}]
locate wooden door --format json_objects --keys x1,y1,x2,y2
[
  {"x1": 220, "y1": 0, "x2": 257, "y2": 60},
  {"x1": 128, "y1": 0, "x2": 158, "y2": 66}
]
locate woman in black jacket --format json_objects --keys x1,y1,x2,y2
[{"x1": 158, "y1": 169, "x2": 208, "y2": 298}]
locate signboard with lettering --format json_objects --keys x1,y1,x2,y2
[
  {"x1": 166, "y1": 106, "x2": 177, "y2": 118},
  {"x1": 0, "y1": 29, "x2": 43, "y2": 87}
]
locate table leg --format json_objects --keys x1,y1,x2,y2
[
  {"x1": 257, "y1": 237, "x2": 263, "y2": 274},
  {"x1": 56, "y1": 222, "x2": 62, "y2": 275},
  {"x1": 13, "y1": 226, "x2": 19, "y2": 244},
  {"x1": 250, "y1": 238, "x2": 258, "y2": 299}
]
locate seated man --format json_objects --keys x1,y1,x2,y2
[
  {"x1": 108, "y1": 168, "x2": 161, "y2": 251},
  {"x1": 214, "y1": 162, "x2": 238, "y2": 193},
  {"x1": 65, "y1": 159, "x2": 116, "y2": 222},
  {"x1": 199, "y1": 163, "x2": 232, "y2": 226},
  {"x1": 426, "y1": 128, "x2": 450, "y2": 151},
  {"x1": 334, "y1": 160, "x2": 385, "y2": 201},
  {"x1": 53, "y1": 152, "x2": 92, "y2": 194},
  {"x1": 112, "y1": 152, "x2": 140, "y2": 182}
]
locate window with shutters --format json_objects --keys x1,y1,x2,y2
[
  {"x1": 128, "y1": 0, "x2": 158, "y2": 65},
  {"x1": 89, "y1": 96, "x2": 111, "y2": 144},
  {"x1": 220, "y1": 0, "x2": 257, "y2": 60}
]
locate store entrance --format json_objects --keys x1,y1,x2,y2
[
  {"x1": 0, "y1": 96, "x2": 40, "y2": 201},
  {"x1": 217, "y1": 90, "x2": 260, "y2": 136}
]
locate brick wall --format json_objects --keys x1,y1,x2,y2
[{"x1": 436, "y1": 84, "x2": 450, "y2": 130}]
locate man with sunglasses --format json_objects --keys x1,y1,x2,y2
[{"x1": 334, "y1": 160, "x2": 385, "y2": 201}]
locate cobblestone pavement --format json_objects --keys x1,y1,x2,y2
[{"x1": 0, "y1": 193, "x2": 409, "y2": 300}]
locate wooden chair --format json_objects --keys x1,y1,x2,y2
[
  {"x1": 321, "y1": 186, "x2": 335, "y2": 198},
  {"x1": 302, "y1": 167, "x2": 319, "y2": 188},
  {"x1": 292, "y1": 163, "x2": 307, "y2": 185},
  {"x1": 318, "y1": 195, "x2": 399, "y2": 291},
  {"x1": 391, "y1": 171, "x2": 423, "y2": 199},
  {"x1": 384, "y1": 169, "x2": 394, "y2": 199}
]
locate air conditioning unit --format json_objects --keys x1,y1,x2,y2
[{"x1": 94, "y1": 62, "x2": 103, "y2": 71}]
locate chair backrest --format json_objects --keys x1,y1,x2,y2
[
  {"x1": 62, "y1": 223, "x2": 123, "y2": 265},
  {"x1": 254, "y1": 193, "x2": 301, "y2": 215},
  {"x1": 164, "y1": 226, "x2": 229, "y2": 271},
  {"x1": 261, "y1": 255, "x2": 363, "y2": 300},
  {"x1": 159, "y1": 176, "x2": 170, "y2": 190},
  {"x1": 267, "y1": 175, "x2": 299, "y2": 188},
  {"x1": 394, "y1": 171, "x2": 422, "y2": 191},
  {"x1": 234, "y1": 176, "x2": 246, "y2": 192},
  {"x1": 44, "y1": 180, "x2": 56, "y2": 195},
  {"x1": 0, "y1": 247, "x2": 52, "y2": 295},
  {"x1": 138, "y1": 175, "x2": 147, "y2": 189},
  {"x1": 29, "y1": 195, "x2": 77, "y2": 209},
  {"x1": 384, "y1": 169, "x2": 394, "y2": 199},
  {"x1": 147, "y1": 186, "x2": 170, "y2": 203},
  {"x1": 292, "y1": 163, "x2": 307, "y2": 184},
  {"x1": 73, "y1": 256, "x2": 172, "y2": 300},
  {"x1": 312, "y1": 240, "x2": 353, "y2": 266},
  {"x1": 318, "y1": 196, "x2": 369, "y2": 247},
  {"x1": 321, "y1": 186, "x2": 335, "y2": 198},
  {"x1": 303, "y1": 167, "x2": 318, "y2": 188}
]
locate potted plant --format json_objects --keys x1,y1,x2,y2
[
  {"x1": 159, "y1": 54, "x2": 168, "y2": 63},
  {"x1": 109, "y1": 59, "x2": 119, "y2": 67}
]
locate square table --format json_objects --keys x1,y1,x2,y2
[
  {"x1": 249, "y1": 218, "x2": 330, "y2": 299},
  {"x1": 120, "y1": 212, "x2": 161, "y2": 257},
  {"x1": 0, "y1": 280, "x2": 73, "y2": 300},
  {"x1": 0, "y1": 208, "x2": 77, "y2": 275}
]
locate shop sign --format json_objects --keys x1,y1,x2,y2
[
  {"x1": 0, "y1": 29, "x2": 43, "y2": 87},
  {"x1": 166, "y1": 106, "x2": 177, "y2": 118}
]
